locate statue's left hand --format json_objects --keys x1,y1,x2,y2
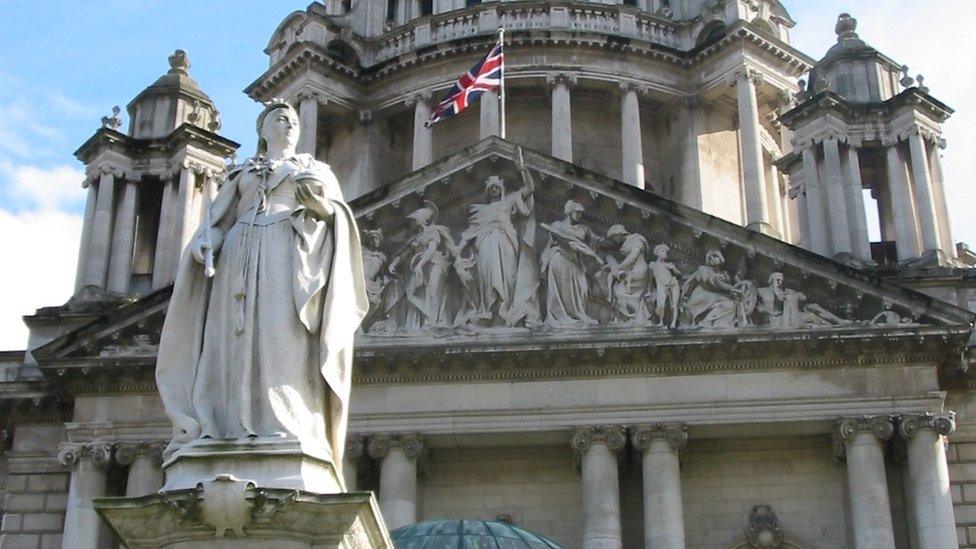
[{"x1": 296, "y1": 181, "x2": 334, "y2": 220}]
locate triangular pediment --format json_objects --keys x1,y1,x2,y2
[
  {"x1": 34, "y1": 138, "x2": 974, "y2": 381},
  {"x1": 351, "y1": 137, "x2": 973, "y2": 349}
]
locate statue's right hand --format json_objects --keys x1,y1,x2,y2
[{"x1": 191, "y1": 239, "x2": 212, "y2": 266}]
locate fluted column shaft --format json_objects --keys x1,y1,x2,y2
[
  {"x1": 59, "y1": 443, "x2": 111, "y2": 549},
  {"x1": 733, "y1": 70, "x2": 772, "y2": 234},
  {"x1": 901, "y1": 413, "x2": 958, "y2": 548},
  {"x1": 633, "y1": 425, "x2": 687, "y2": 549},
  {"x1": 801, "y1": 144, "x2": 829, "y2": 255},
  {"x1": 297, "y1": 92, "x2": 320, "y2": 157},
  {"x1": 907, "y1": 131, "x2": 942, "y2": 255},
  {"x1": 822, "y1": 138, "x2": 853, "y2": 256},
  {"x1": 412, "y1": 94, "x2": 433, "y2": 170},
  {"x1": 885, "y1": 143, "x2": 922, "y2": 260},
  {"x1": 678, "y1": 96, "x2": 703, "y2": 209},
  {"x1": 152, "y1": 174, "x2": 177, "y2": 289},
  {"x1": 549, "y1": 74, "x2": 574, "y2": 162},
  {"x1": 368, "y1": 434, "x2": 425, "y2": 531},
  {"x1": 85, "y1": 170, "x2": 117, "y2": 288},
  {"x1": 572, "y1": 426, "x2": 625, "y2": 549},
  {"x1": 74, "y1": 184, "x2": 97, "y2": 290},
  {"x1": 836, "y1": 416, "x2": 896, "y2": 549},
  {"x1": 927, "y1": 143, "x2": 955, "y2": 258},
  {"x1": 620, "y1": 84, "x2": 645, "y2": 188},
  {"x1": 480, "y1": 90, "x2": 500, "y2": 139},
  {"x1": 842, "y1": 145, "x2": 873, "y2": 261},
  {"x1": 107, "y1": 180, "x2": 138, "y2": 294}
]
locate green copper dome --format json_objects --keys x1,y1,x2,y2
[{"x1": 390, "y1": 520, "x2": 564, "y2": 549}]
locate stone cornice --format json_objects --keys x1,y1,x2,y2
[{"x1": 74, "y1": 124, "x2": 239, "y2": 167}]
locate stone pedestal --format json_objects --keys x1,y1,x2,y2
[
  {"x1": 95, "y1": 489, "x2": 391, "y2": 548},
  {"x1": 95, "y1": 438, "x2": 391, "y2": 548}
]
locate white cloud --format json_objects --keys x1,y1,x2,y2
[
  {"x1": 4, "y1": 162, "x2": 86, "y2": 212},
  {"x1": 0, "y1": 207, "x2": 81, "y2": 350}
]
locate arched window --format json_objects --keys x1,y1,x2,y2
[
  {"x1": 326, "y1": 40, "x2": 360, "y2": 66},
  {"x1": 696, "y1": 20, "x2": 728, "y2": 46}
]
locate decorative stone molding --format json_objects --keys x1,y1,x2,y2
[
  {"x1": 545, "y1": 72, "x2": 578, "y2": 88},
  {"x1": 358, "y1": 110, "x2": 374, "y2": 125},
  {"x1": 631, "y1": 424, "x2": 688, "y2": 453},
  {"x1": 833, "y1": 415, "x2": 894, "y2": 458},
  {"x1": 899, "y1": 411, "x2": 956, "y2": 440},
  {"x1": 570, "y1": 425, "x2": 627, "y2": 454},
  {"x1": 101, "y1": 105, "x2": 123, "y2": 130},
  {"x1": 745, "y1": 504, "x2": 785, "y2": 549},
  {"x1": 114, "y1": 441, "x2": 165, "y2": 466},
  {"x1": 345, "y1": 434, "x2": 365, "y2": 460},
  {"x1": 57, "y1": 441, "x2": 112, "y2": 468},
  {"x1": 366, "y1": 433, "x2": 425, "y2": 460}
]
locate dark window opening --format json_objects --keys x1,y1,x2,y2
[{"x1": 420, "y1": 0, "x2": 433, "y2": 16}]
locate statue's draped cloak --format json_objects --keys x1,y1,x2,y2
[{"x1": 156, "y1": 154, "x2": 367, "y2": 473}]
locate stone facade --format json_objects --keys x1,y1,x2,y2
[{"x1": 4, "y1": 2, "x2": 976, "y2": 548}]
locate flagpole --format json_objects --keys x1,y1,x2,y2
[{"x1": 498, "y1": 27, "x2": 506, "y2": 140}]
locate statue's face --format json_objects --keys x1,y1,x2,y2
[
  {"x1": 654, "y1": 245, "x2": 669, "y2": 259},
  {"x1": 611, "y1": 233, "x2": 625, "y2": 245},
  {"x1": 487, "y1": 185, "x2": 502, "y2": 200},
  {"x1": 770, "y1": 273, "x2": 783, "y2": 289},
  {"x1": 706, "y1": 251, "x2": 723, "y2": 266},
  {"x1": 261, "y1": 107, "x2": 300, "y2": 151},
  {"x1": 569, "y1": 209, "x2": 583, "y2": 222},
  {"x1": 368, "y1": 233, "x2": 382, "y2": 247}
]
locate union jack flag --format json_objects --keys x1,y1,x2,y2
[{"x1": 425, "y1": 37, "x2": 504, "y2": 128}]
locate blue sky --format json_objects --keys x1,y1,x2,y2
[{"x1": 1, "y1": 1, "x2": 974, "y2": 349}]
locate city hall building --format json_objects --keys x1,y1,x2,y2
[{"x1": 3, "y1": 1, "x2": 976, "y2": 547}]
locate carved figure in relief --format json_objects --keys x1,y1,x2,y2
[
  {"x1": 680, "y1": 250, "x2": 754, "y2": 329},
  {"x1": 360, "y1": 229, "x2": 399, "y2": 335},
  {"x1": 390, "y1": 201, "x2": 458, "y2": 333},
  {"x1": 649, "y1": 244, "x2": 682, "y2": 328},
  {"x1": 454, "y1": 148, "x2": 541, "y2": 328},
  {"x1": 757, "y1": 272, "x2": 851, "y2": 329},
  {"x1": 540, "y1": 200, "x2": 606, "y2": 328},
  {"x1": 155, "y1": 100, "x2": 368, "y2": 465},
  {"x1": 604, "y1": 225, "x2": 652, "y2": 324}
]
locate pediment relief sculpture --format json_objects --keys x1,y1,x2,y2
[{"x1": 353, "y1": 145, "x2": 925, "y2": 340}]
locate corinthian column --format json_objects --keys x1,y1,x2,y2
[
  {"x1": 410, "y1": 91, "x2": 433, "y2": 170},
  {"x1": 730, "y1": 69, "x2": 772, "y2": 235},
  {"x1": 480, "y1": 89, "x2": 500, "y2": 139},
  {"x1": 899, "y1": 412, "x2": 958, "y2": 548},
  {"x1": 58, "y1": 442, "x2": 112, "y2": 549},
  {"x1": 114, "y1": 442, "x2": 165, "y2": 497},
  {"x1": 572, "y1": 426, "x2": 626, "y2": 549},
  {"x1": 368, "y1": 433, "x2": 425, "y2": 530},
  {"x1": 620, "y1": 82, "x2": 645, "y2": 188},
  {"x1": 632, "y1": 424, "x2": 687, "y2": 549},
  {"x1": 835, "y1": 416, "x2": 896, "y2": 548},
  {"x1": 343, "y1": 434, "x2": 365, "y2": 492},
  {"x1": 107, "y1": 179, "x2": 138, "y2": 294},
  {"x1": 801, "y1": 142, "x2": 829, "y2": 256},
  {"x1": 152, "y1": 172, "x2": 177, "y2": 289},
  {"x1": 75, "y1": 182, "x2": 97, "y2": 291},
  {"x1": 884, "y1": 140, "x2": 922, "y2": 260},
  {"x1": 822, "y1": 137, "x2": 853, "y2": 256},
  {"x1": 297, "y1": 89, "x2": 321, "y2": 157},
  {"x1": 907, "y1": 129, "x2": 942, "y2": 257},
  {"x1": 548, "y1": 73, "x2": 576, "y2": 162},
  {"x1": 85, "y1": 166, "x2": 119, "y2": 288}
]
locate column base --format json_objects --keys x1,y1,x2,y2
[
  {"x1": 161, "y1": 437, "x2": 342, "y2": 494},
  {"x1": 745, "y1": 221, "x2": 780, "y2": 239},
  {"x1": 95, "y1": 488, "x2": 392, "y2": 548},
  {"x1": 904, "y1": 248, "x2": 949, "y2": 268}
]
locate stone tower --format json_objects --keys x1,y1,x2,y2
[
  {"x1": 778, "y1": 14, "x2": 955, "y2": 267},
  {"x1": 72, "y1": 50, "x2": 238, "y2": 297}
]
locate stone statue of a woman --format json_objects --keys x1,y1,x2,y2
[{"x1": 155, "y1": 99, "x2": 368, "y2": 481}]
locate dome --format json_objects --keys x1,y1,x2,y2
[{"x1": 391, "y1": 520, "x2": 564, "y2": 549}]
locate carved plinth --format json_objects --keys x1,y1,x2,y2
[
  {"x1": 95, "y1": 488, "x2": 392, "y2": 548},
  {"x1": 160, "y1": 438, "x2": 342, "y2": 494}
]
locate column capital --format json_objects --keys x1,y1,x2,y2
[
  {"x1": 367, "y1": 433, "x2": 426, "y2": 459},
  {"x1": 681, "y1": 94, "x2": 701, "y2": 110},
  {"x1": 631, "y1": 424, "x2": 687, "y2": 452},
  {"x1": 546, "y1": 72, "x2": 578, "y2": 88},
  {"x1": 94, "y1": 162, "x2": 127, "y2": 179},
  {"x1": 358, "y1": 110, "x2": 374, "y2": 125},
  {"x1": 571, "y1": 425, "x2": 627, "y2": 454},
  {"x1": 345, "y1": 434, "x2": 366, "y2": 460},
  {"x1": 57, "y1": 441, "x2": 112, "y2": 469},
  {"x1": 405, "y1": 89, "x2": 434, "y2": 107},
  {"x1": 728, "y1": 67, "x2": 764, "y2": 88},
  {"x1": 618, "y1": 81, "x2": 648, "y2": 95},
  {"x1": 114, "y1": 441, "x2": 165, "y2": 466},
  {"x1": 294, "y1": 87, "x2": 322, "y2": 104},
  {"x1": 834, "y1": 416, "x2": 895, "y2": 457},
  {"x1": 899, "y1": 411, "x2": 956, "y2": 440}
]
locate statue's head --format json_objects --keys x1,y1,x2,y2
[
  {"x1": 407, "y1": 201, "x2": 438, "y2": 228},
  {"x1": 364, "y1": 228, "x2": 383, "y2": 247},
  {"x1": 485, "y1": 176, "x2": 505, "y2": 200},
  {"x1": 256, "y1": 98, "x2": 300, "y2": 155},
  {"x1": 564, "y1": 200, "x2": 584, "y2": 222},
  {"x1": 606, "y1": 224, "x2": 627, "y2": 244},
  {"x1": 653, "y1": 243, "x2": 669, "y2": 259},
  {"x1": 705, "y1": 249, "x2": 724, "y2": 266},
  {"x1": 768, "y1": 272, "x2": 784, "y2": 289}
]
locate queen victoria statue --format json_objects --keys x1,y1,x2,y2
[{"x1": 155, "y1": 99, "x2": 368, "y2": 492}]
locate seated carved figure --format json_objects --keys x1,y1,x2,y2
[
  {"x1": 680, "y1": 250, "x2": 754, "y2": 329},
  {"x1": 757, "y1": 272, "x2": 851, "y2": 329},
  {"x1": 604, "y1": 225, "x2": 652, "y2": 325}
]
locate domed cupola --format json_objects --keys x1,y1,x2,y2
[
  {"x1": 390, "y1": 520, "x2": 563, "y2": 548},
  {"x1": 126, "y1": 49, "x2": 221, "y2": 139}
]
